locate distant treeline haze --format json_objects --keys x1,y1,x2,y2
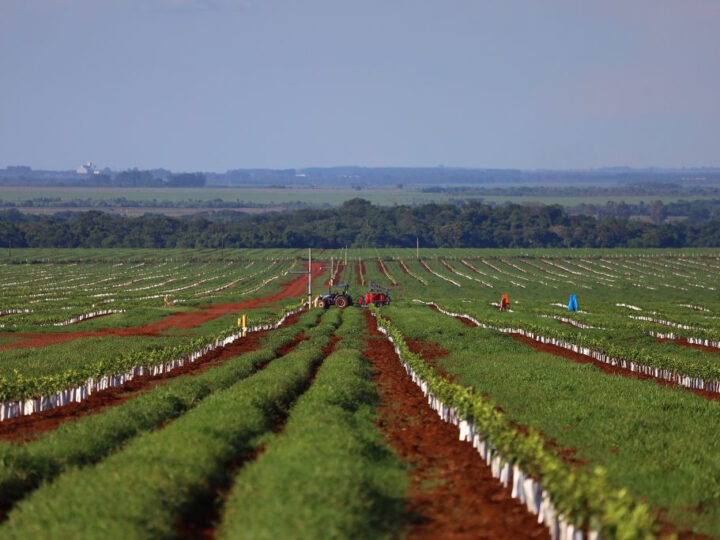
[{"x1": 1, "y1": 199, "x2": 719, "y2": 248}]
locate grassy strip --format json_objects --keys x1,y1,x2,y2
[
  {"x1": 0, "y1": 309, "x2": 319, "y2": 518},
  {"x1": 375, "y1": 306, "x2": 657, "y2": 538},
  {"x1": 388, "y1": 304, "x2": 720, "y2": 536},
  {"x1": 217, "y1": 307, "x2": 406, "y2": 539},
  {"x1": 0, "y1": 308, "x2": 341, "y2": 538}
]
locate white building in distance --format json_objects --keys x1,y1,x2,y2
[{"x1": 76, "y1": 161, "x2": 101, "y2": 175}]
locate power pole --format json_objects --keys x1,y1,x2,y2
[
  {"x1": 308, "y1": 247, "x2": 312, "y2": 306},
  {"x1": 330, "y1": 256, "x2": 334, "y2": 286},
  {"x1": 416, "y1": 237, "x2": 419, "y2": 259},
  {"x1": 344, "y1": 246, "x2": 348, "y2": 266}
]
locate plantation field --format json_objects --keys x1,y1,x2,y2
[{"x1": 2, "y1": 248, "x2": 720, "y2": 537}]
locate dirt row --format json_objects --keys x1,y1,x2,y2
[
  {"x1": 418, "y1": 260, "x2": 435, "y2": 277},
  {"x1": 376, "y1": 260, "x2": 398, "y2": 285},
  {"x1": 363, "y1": 311, "x2": 548, "y2": 539},
  {"x1": 329, "y1": 263, "x2": 344, "y2": 286},
  {"x1": 657, "y1": 335, "x2": 720, "y2": 354},
  {"x1": 511, "y1": 333, "x2": 720, "y2": 403},
  {"x1": 0, "y1": 263, "x2": 325, "y2": 351},
  {"x1": 355, "y1": 261, "x2": 366, "y2": 285}
]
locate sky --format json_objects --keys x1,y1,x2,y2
[{"x1": 1, "y1": 0, "x2": 719, "y2": 172}]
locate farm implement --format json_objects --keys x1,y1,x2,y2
[{"x1": 358, "y1": 283, "x2": 391, "y2": 307}]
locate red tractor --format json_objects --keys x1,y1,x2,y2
[{"x1": 358, "y1": 283, "x2": 391, "y2": 307}]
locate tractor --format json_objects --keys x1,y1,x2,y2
[
  {"x1": 315, "y1": 283, "x2": 353, "y2": 309},
  {"x1": 359, "y1": 282, "x2": 391, "y2": 307}
]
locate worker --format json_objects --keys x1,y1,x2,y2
[
  {"x1": 500, "y1": 294, "x2": 509, "y2": 311},
  {"x1": 568, "y1": 294, "x2": 578, "y2": 312}
]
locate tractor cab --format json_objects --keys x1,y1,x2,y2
[{"x1": 317, "y1": 283, "x2": 352, "y2": 309}]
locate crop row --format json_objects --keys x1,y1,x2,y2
[
  {"x1": 0, "y1": 310, "x2": 343, "y2": 537},
  {"x1": 0, "y1": 307, "x2": 302, "y2": 415},
  {"x1": 0, "y1": 308, "x2": 321, "y2": 515},
  {"x1": 0, "y1": 259, "x2": 289, "y2": 318},
  {"x1": 218, "y1": 307, "x2": 406, "y2": 538},
  {"x1": 371, "y1": 308, "x2": 656, "y2": 539},
  {"x1": 419, "y1": 299, "x2": 720, "y2": 386}
]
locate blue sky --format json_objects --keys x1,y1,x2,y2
[{"x1": 1, "y1": 0, "x2": 718, "y2": 171}]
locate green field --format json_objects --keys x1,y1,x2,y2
[
  {"x1": 2, "y1": 248, "x2": 720, "y2": 537},
  {"x1": 0, "y1": 186, "x2": 714, "y2": 212}
]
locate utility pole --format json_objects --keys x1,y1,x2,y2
[
  {"x1": 344, "y1": 246, "x2": 348, "y2": 266},
  {"x1": 416, "y1": 237, "x2": 419, "y2": 259},
  {"x1": 330, "y1": 256, "x2": 334, "y2": 286},
  {"x1": 308, "y1": 248, "x2": 312, "y2": 306}
]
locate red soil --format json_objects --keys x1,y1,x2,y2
[
  {"x1": 422, "y1": 306, "x2": 715, "y2": 536},
  {"x1": 376, "y1": 260, "x2": 397, "y2": 285},
  {"x1": 508, "y1": 333, "x2": 720, "y2": 403},
  {"x1": 0, "y1": 312, "x2": 306, "y2": 443},
  {"x1": 363, "y1": 311, "x2": 548, "y2": 539},
  {"x1": 406, "y1": 338, "x2": 454, "y2": 381},
  {"x1": 428, "y1": 304, "x2": 477, "y2": 328},
  {"x1": 418, "y1": 260, "x2": 435, "y2": 276},
  {"x1": 330, "y1": 263, "x2": 344, "y2": 286},
  {"x1": 406, "y1": 338, "x2": 449, "y2": 361},
  {"x1": 428, "y1": 304, "x2": 720, "y2": 403},
  {"x1": 439, "y1": 259, "x2": 459, "y2": 275},
  {"x1": 0, "y1": 263, "x2": 324, "y2": 351},
  {"x1": 398, "y1": 260, "x2": 427, "y2": 286},
  {"x1": 459, "y1": 260, "x2": 481, "y2": 274}
]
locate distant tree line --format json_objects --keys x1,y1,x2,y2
[
  {"x1": 86, "y1": 171, "x2": 206, "y2": 188},
  {"x1": 5, "y1": 164, "x2": 720, "y2": 188},
  {"x1": 566, "y1": 199, "x2": 720, "y2": 224},
  {"x1": 6, "y1": 195, "x2": 720, "y2": 226},
  {"x1": 2, "y1": 199, "x2": 720, "y2": 249}
]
